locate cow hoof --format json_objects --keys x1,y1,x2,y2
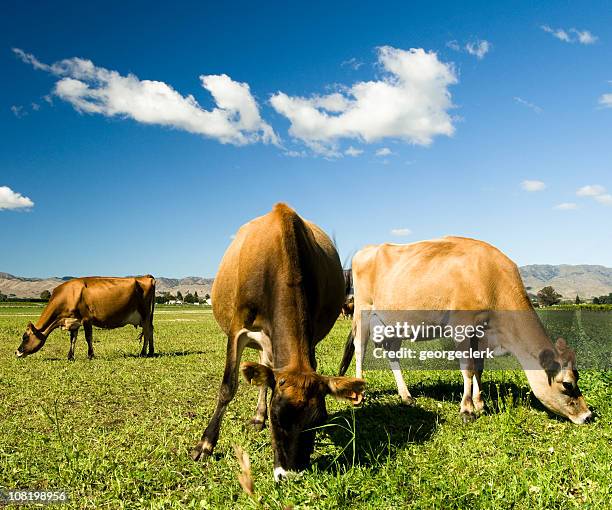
[
  {"x1": 67, "y1": 356, "x2": 75, "y2": 362},
  {"x1": 190, "y1": 441, "x2": 212, "y2": 461},
  {"x1": 88, "y1": 354, "x2": 95, "y2": 360},
  {"x1": 139, "y1": 352, "x2": 147, "y2": 358},
  {"x1": 250, "y1": 419, "x2": 266, "y2": 431},
  {"x1": 461, "y1": 412, "x2": 476, "y2": 424},
  {"x1": 401, "y1": 396, "x2": 416, "y2": 406}
]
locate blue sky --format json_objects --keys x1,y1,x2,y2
[{"x1": 1, "y1": 0, "x2": 611, "y2": 278}]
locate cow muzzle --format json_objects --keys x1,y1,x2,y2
[{"x1": 570, "y1": 409, "x2": 593, "y2": 424}]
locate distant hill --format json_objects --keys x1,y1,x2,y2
[
  {"x1": 0, "y1": 273, "x2": 213, "y2": 299},
  {"x1": 2, "y1": 265, "x2": 611, "y2": 299},
  {"x1": 519, "y1": 265, "x2": 612, "y2": 299}
]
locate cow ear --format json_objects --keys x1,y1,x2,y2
[
  {"x1": 325, "y1": 376, "x2": 366, "y2": 406},
  {"x1": 555, "y1": 337, "x2": 576, "y2": 366},
  {"x1": 555, "y1": 337, "x2": 568, "y2": 351},
  {"x1": 539, "y1": 349, "x2": 561, "y2": 382},
  {"x1": 241, "y1": 362, "x2": 275, "y2": 388}
]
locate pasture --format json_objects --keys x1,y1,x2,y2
[{"x1": 0, "y1": 304, "x2": 610, "y2": 509}]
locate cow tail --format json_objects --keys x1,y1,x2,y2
[
  {"x1": 338, "y1": 327, "x2": 355, "y2": 376},
  {"x1": 149, "y1": 277, "x2": 156, "y2": 330}
]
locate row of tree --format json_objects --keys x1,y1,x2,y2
[
  {"x1": 593, "y1": 293, "x2": 612, "y2": 305},
  {"x1": 534, "y1": 287, "x2": 612, "y2": 306},
  {"x1": 155, "y1": 291, "x2": 211, "y2": 304}
]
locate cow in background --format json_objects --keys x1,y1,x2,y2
[{"x1": 16, "y1": 275, "x2": 156, "y2": 360}]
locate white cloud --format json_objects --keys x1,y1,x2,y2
[
  {"x1": 31, "y1": 102, "x2": 41, "y2": 111},
  {"x1": 270, "y1": 46, "x2": 457, "y2": 156},
  {"x1": 390, "y1": 228, "x2": 412, "y2": 236},
  {"x1": 541, "y1": 25, "x2": 571, "y2": 42},
  {"x1": 341, "y1": 57, "x2": 364, "y2": 70},
  {"x1": 10, "y1": 105, "x2": 26, "y2": 118},
  {"x1": 541, "y1": 25, "x2": 598, "y2": 45},
  {"x1": 0, "y1": 186, "x2": 34, "y2": 210},
  {"x1": 283, "y1": 150, "x2": 306, "y2": 158},
  {"x1": 446, "y1": 40, "x2": 461, "y2": 52},
  {"x1": 553, "y1": 202, "x2": 577, "y2": 210},
  {"x1": 576, "y1": 184, "x2": 605, "y2": 196},
  {"x1": 572, "y1": 29, "x2": 598, "y2": 44},
  {"x1": 345, "y1": 146, "x2": 363, "y2": 156},
  {"x1": 575, "y1": 184, "x2": 611, "y2": 206},
  {"x1": 447, "y1": 39, "x2": 491, "y2": 59},
  {"x1": 599, "y1": 93, "x2": 612, "y2": 108},
  {"x1": 514, "y1": 96, "x2": 542, "y2": 114},
  {"x1": 594, "y1": 193, "x2": 612, "y2": 205},
  {"x1": 13, "y1": 48, "x2": 278, "y2": 146},
  {"x1": 465, "y1": 40, "x2": 491, "y2": 59},
  {"x1": 375, "y1": 147, "x2": 393, "y2": 157},
  {"x1": 521, "y1": 180, "x2": 546, "y2": 192}
]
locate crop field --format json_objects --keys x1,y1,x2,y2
[{"x1": 0, "y1": 304, "x2": 610, "y2": 509}]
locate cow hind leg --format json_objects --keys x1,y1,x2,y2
[
  {"x1": 191, "y1": 328, "x2": 248, "y2": 461},
  {"x1": 143, "y1": 319, "x2": 154, "y2": 357},
  {"x1": 139, "y1": 330, "x2": 148, "y2": 357},
  {"x1": 473, "y1": 369, "x2": 485, "y2": 414},
  {"x1": 68, "y1": 329, "x2": 79, "y2": 361},
  {"x1": 460, "y1": 368, "x2": 477, "y2": 422},
  {"x1": 84, "y1": 323, "x2": 94, "y2": 359}
]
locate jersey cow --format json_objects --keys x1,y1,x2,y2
[
  {"x1": 339, "y1": 237, "x2": 591, "y2": 424},
  {"x1": 191, "y1": 204, "x2": 365, "y2": 481},
  {"x1": 16, "y1": 276, "x2": 156, "y2": 360}
]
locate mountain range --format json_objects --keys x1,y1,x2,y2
[{"x1": 2, "y1": 265, "x2": 612, "y2": 299}]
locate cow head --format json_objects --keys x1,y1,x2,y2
[
  {"x1": 16, "y1": 322, "x2": 46, "y2": 358},
  {"x1": 535, "y1": 338, "x2": 592, "y2": 424},
  {"x1": 241, "y1": 361, "x2": 365, "y2": 481}
]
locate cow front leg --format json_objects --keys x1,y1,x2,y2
[
  {"x1": 83, "y1": 323, "x2": 94, "y2": 359},
  {"x1": 191, "y1": 329, "x2": 247, "y2": 461},
  {"x1": 67, "y1": 328, "x2": 79, "y2": 361},
  {"x1": 250, "y1": 350, "x2": 271, "y2": 431},
  {"x1": 389, "y1": 358, "x2": 415, "y2": 405}
]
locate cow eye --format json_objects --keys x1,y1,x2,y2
[
  {"x1": 562, "y1": 382, "x2": 574, "y2": 392},
  {"x1": 278, "y1": 378, "x2": 286, "y2": 386}
]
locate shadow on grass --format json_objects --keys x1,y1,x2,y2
[
  {"x1": 313, "y1": 401, "x2": 440, "y2": 473},
  {"x1": 122, "y1": 350, "x2": 206, "y2": 358},
  {"x1": 405, "y1": 377, "x2": 534, "y2": 414}
]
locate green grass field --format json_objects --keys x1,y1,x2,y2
[{"x1": 1, "y1": 304, "x2": 610, "y2": 509}]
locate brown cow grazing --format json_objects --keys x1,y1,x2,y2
[
  {"x1": 341, "y1": 296, "x2": 354, "y2": 319},
  {"x1": 339, "y1": 237, "x2": 592, "y2": 424},
  {"x1": 190, "y1": 204, "x2": 365, "y2": 481},
  {"x1": 16, "y1": 275, "x2": 156, "y2": 360}
]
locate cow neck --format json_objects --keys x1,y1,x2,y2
[
  {"x1": 35, "y1": 303, "x2": 63, "y2": 338},
  {"x1": 505, "y1": 311, "x2": 556, "y2": 368},
  {"x1": 269, "y1": 300, "x2": 314, "y2": 372}
]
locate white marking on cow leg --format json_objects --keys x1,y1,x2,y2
[
  {"x1": 460, "y1": 369, "x2": 475, "y2": 421},
  {"x1": 389, "y1": 359, "x2": 414, "y2": 405},
  {"x1": 274, "y1": 467, "x2": 287, "y2": 482},
  {"x1": 473, "y1": 370, "x2": 484, "y2": 413},
  {"x1": 251, "y1": 348, "x2": 271, "y2": 430},
  {"x1": 353, "y1": 314, "x2": 365, "y2": 379}
]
